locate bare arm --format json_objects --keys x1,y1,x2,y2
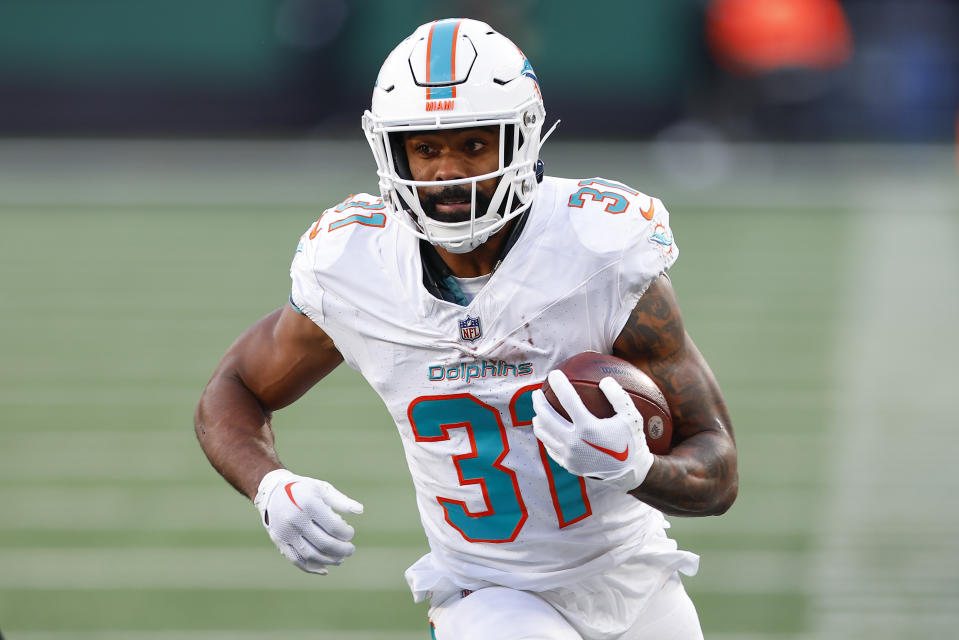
[
  {"x1": 612, "y1": 275, "x2": 738, "y2": 516},
  {"x1": 194, "y1": 304, "x2": 343, "y2": 500}
]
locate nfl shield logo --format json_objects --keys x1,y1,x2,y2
[{"x1": 459, "y1": 315, "x2": 482, "y2": 342}]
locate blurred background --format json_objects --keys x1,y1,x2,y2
[
  {"x1": 1, "y1": 1, "x2": 957, "y2": 639},
  {"x1": 1, "y1": 0, "x2": 957, "y2": 141}
]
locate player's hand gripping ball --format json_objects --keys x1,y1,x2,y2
[
  {"x1": 254, "y1": 469, "x2": 364, "y2": 575},
  {"x1": 531, "y1": 352, "x2": 672, "y2": 491},
  {"x1": 542, "y1": 352, "x2": 673, "y2": 454}
]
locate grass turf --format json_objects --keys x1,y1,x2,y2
[{"x1": 0, "y1": 147, "x2": 850, "y2": 636}]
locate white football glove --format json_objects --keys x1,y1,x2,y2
[
  {"x1": 253, "y1": 468, "x2": 364, "y2": 575},
  {"x1": 531, "y1": 370, "x2": 655, "y2": 491}
]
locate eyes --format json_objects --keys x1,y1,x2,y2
[
  {"x1": 464, "y1": 139, "x2": 489, "y2": 153},
  {"x1": 408, "y1": 136, "x2": 493, "y2": 158},
  {"x1": 403, "y1": 129, "x2": 500, "y2": 182}
]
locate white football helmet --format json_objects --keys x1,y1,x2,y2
[{"x1": 363, "y1": 18, "x2": 547, "y2": 253}]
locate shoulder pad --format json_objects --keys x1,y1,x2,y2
[{"x1": 551, "y1": 177, "x2": 671, "y2": 257}]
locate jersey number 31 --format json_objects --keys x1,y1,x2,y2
[{"x1": 408, "y1": 385, "x2": 592, "y2": 543}]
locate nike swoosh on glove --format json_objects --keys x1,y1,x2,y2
[
  {"x1": 253, "y1": 469, "x2": 364, "y2": 574},
  {"x1": 531, "y1": 370, "x2": 655, "y2": 491}
]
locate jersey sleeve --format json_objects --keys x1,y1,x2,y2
[
  {"x1": 545, "y1": 177, "x2": 679, "y2": 348},
  {"x1": 609, "y1": 194, "x2": 679, "y2": 345},
  {"x1": 290, "y1": 217, "x2": 327, "y2": 326},
  {"x1": 289, "y1": 192, "x2": 390, "y2": 327}
]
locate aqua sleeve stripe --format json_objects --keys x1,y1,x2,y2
[{"x1": 289, "y1": 295, "x2": 305, "y2": 315}]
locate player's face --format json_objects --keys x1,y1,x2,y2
[{"x1": 404, "y1": 127, "x2": 500, "y2": 224}]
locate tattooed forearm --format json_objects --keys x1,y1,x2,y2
[
  {"x1": 629, "y1": 349, "x2": 738, "y2": 515},
  {"x1": 630, "y1": 429, "x2": 738, "y2": 516},
  {"x1": 613, "y1": 275, "x2": 738, "y2": 516}
]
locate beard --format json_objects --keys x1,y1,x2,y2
[{"x1": 420, "y1": 185, "x2": 495, "y2": 224}]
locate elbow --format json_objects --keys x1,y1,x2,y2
[
  {"x1": 708, "y1": 475, "x2": 739, "y2": 516},
  {"x1": 706, "y1": 439, "x2": 738, "y2": 516},
  {"x1": 194, "y1": 396, "x2": 211, "y2": 442},
  {"x1": 194, "y1": 377, "x2": 217, "y2": 438}
]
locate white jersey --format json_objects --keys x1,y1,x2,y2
[{"x1": 290, "y1": 176, "x2": 698, "y2": 602}]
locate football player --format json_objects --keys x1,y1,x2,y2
[{"x1": 195, "y1": 18, "x2": 737, "y2": 640}]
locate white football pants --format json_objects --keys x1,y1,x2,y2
[{"x1": 429, "y1": 572, "x2": 703, "y2": 640}]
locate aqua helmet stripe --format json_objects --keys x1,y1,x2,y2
[{"x1": 426, "y1": 19, "x2": 461, "y2": 100}]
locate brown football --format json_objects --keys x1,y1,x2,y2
[{"x1": 541, "y1": 351, "x2": 672, "y2": 455}]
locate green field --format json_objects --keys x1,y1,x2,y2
[{"x1": 1, "y1": 141, "x2": 956, "y2": 639}]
